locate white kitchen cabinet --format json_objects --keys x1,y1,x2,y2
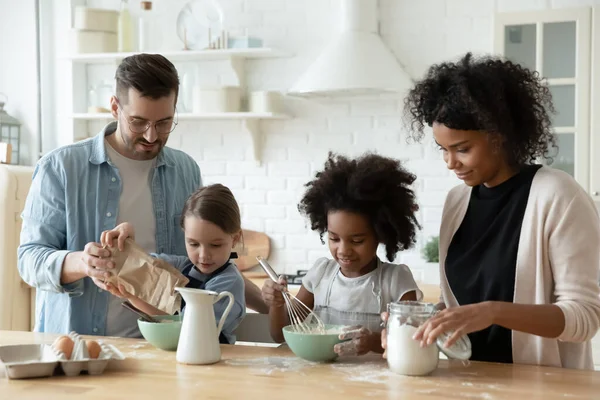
[{"x1": 494, "y1": 8, "x2": 596, "y2": 198}]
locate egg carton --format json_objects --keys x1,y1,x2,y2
[{"x1": 0, "y1": 332, "x2": 125, "y2": 379}]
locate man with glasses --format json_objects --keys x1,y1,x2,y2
[{"x1": 18, "y1": 54, "x2": 265, "y2": 337}]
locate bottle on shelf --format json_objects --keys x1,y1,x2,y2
[
  {"x1": 138, "y1": 1, "x2": 155, "y2": 52},
  {"x1": 118, "y1": 0, "x2": 134, "y2": 52}
]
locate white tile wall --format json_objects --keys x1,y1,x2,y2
[{"x1": 79, "y1": 0, "x2": 600, "y2": 276}]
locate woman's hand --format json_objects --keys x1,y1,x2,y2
[
  {"x1": 414, "y1": 302, "x2": 495, "y2": 348},
  {"x1": 101, "y1": 222, "x2": 135, "y2": 251},
  {"x1": 334, "y1": 326, "x2": 381, "y2": 356},
  {"x1": 261, "y1": 277, "x2": 287, "y2": 308}
]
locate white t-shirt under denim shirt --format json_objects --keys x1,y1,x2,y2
[
  {"x1": 302, "y1": 257, "x2": 423, "y2": 324},
  {"x1": 105, "y1": 140, "x2": 157, "y2": 338}
]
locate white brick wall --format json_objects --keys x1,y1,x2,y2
[{"x1": 79, "y1": 0, "x2": 600, "y2": 277}]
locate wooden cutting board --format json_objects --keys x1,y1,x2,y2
[{"x1": 235, "y1": 230, "x2": 270, "y2": 271}]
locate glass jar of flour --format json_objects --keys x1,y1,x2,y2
[{"x1": 386, "y1": 301, "x2": 472, "y2": 376}]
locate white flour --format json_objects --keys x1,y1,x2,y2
[
  {"x1": 331, "y1": 361, "x2": 396, "y2": 384},
  {"x1": 224, "y1": 357, "x2": 317, "y2": 375},
  {"x1": 122, "y1": 351, "x2": 157, "y2": 359},
  {"x1": 301, "y1": 327, "x2": 343, "y2": 335},
  {"x1": 224, "y1": 355, "x2": 509, "y2": 398},
  {"x1": 386, "y1": 324, "x2": 439, "y2": 376}
]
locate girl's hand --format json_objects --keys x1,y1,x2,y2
[
  {"x1": 104, "y1": 282, "x2": 134, "y2": 300},
  {"x1": 413, "y1": 302, "x2": 495, "y2": 348},
  {"x1": 334, "y1": 326, "x2": 380, "y2": 356},
  {"x1": 101, "y1": 223, "x2": 135, "y2": 251},
  {"x1": 380, "y1": 311, "x2": 389, "y2": 358},
  {"x1": 261, "y1": 277, "x2": 287, "y2": 308}
]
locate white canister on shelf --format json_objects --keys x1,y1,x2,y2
[
  {"x1": 74, "y1": 7, "x2": 119, "y2": 33},
  {"x1": 248, "y1": 91, "x2": 284, "y2": 114},
  {"x1": 70, "y1": 30, "x2": 118, "y2": 54},
  {"x1": 192, "y1": 86, "x2": 242, "y2": 113}
]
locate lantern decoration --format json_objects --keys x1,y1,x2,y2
[{"x1": 0, "y1": 93, "x2": 21, "y2": 164}]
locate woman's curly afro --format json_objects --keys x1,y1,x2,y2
[
  {"x1": 403, "y1": 52, "x2": 557, "y2": 165},
  {"x1": 298, "y1": 152, "x2": 420, "y2": 261}
]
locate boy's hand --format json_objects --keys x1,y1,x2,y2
[
  {"x1": 334, "y1": 326, "x2": 380, "y2": 356},
  {"x1": 261, "y1": 277, "x2": 287, "y2": 308},
  {"x1": 101, "y1": 222, "x2": 135, "y2": 251}
]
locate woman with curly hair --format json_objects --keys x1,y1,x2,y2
[
  {"x1": 262, "y1": 153, "x2": 423, "y2": 356},
  {"x1": 383, "y1": 52, "x2": 600, "y2": 369}
]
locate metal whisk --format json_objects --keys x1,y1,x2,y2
[{"x1": 257, "y1": 256, "x2": 325, "y2": 333}]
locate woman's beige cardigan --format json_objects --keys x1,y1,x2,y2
[{"x1": 439, "y1": 166, "x2": 600, "y2": 369}]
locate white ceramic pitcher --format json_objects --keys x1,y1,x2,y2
[{"x1": 175, "y1": 287, "x2": 234, "y2": 365}]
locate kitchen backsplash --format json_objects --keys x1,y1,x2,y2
[{"x1": 165, "y1": 101, "x2": 456, "y2": 279}]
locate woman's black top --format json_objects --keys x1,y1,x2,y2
[{"x1": 445, "y1": 165, "x2": 542, "y2": 363}]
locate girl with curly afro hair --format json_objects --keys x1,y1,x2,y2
[
  {"x1": 262, "y1": 152, "x2": 423, "y2": 356},
  {"x1": 382, "y1": 52, "x2": 600, "y2": 370}
]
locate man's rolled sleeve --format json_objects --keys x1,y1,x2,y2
[{"x1": 18, "y1": 161, "x2": 82, "y2": 295}]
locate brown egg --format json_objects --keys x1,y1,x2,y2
[
  {"x1": 86, "y1": 340, "x2": 102, "y2": 359},
  {"x1": 53, "y1": 335, "x2": 74, "y2": 359}
]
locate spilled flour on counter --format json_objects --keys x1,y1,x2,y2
[
  {"x1": 224, "y1": 357, "x2": 318, "y2": 375},
  {"x1": 331, "y1": 361, "x2": 395, "y2": 384},
  {"x1": 122, "y1": 351, "x2": 157, "y2": 360},
  {"x1": 330, "y1": 360, "x2": 506, "y2": 400}
]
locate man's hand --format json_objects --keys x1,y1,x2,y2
[
  {"x1": 80, "y1": 242, "x2": 115, "y2": 283},
  {"x1": 60, "y1": 242, "x2": 115, "y2": 285},
  {"x1": 101, "y1": 222, "x2": 135, "y2": 251}
]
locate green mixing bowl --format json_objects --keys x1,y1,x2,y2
[
  {"x1": 137, "y1": 315, "x2": 183, "y2": 351},
  {"x1": 282, "y1": 324, "x2": 346, "y2": 362}
]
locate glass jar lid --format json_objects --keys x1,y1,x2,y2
[{"x1": 436, "y1": 331, "x2": 472, "y2": 360}]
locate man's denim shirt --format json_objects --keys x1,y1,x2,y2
[{"x1": 17, "y1": 122, "x2": 202, "y2": 336}]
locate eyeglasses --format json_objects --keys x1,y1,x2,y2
[{"x1": 116, "y1": 98, "x2": 178, "y2": 135}]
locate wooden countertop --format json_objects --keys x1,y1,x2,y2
[{"x1": 1, "y1": 331, "x2": 599, "y2": 399}]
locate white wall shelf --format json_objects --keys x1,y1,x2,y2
[
  {"x1": 61, "y1": 1, "x2": 294, "y2": 165},
  {"x1": 69, "y1": 112, "x2": 291, "y2": 165},
  {"x1": 64, "y1": 48, "x2": 292, "y2": 64},
  {"x1": 70, "y1": 112, "x2": 290, "y2": 120}
]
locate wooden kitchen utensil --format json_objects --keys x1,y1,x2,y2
[
  {"x1": 234, "y1": 230, "x2": 270, "y2": 271},
  {"x1": 121, "y1": 301, "x2": 159, "y2": 324}
]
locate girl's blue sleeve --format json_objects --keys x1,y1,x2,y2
[{"x1": 151, "y1": 253, "x2": 190, "y2": 272}]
